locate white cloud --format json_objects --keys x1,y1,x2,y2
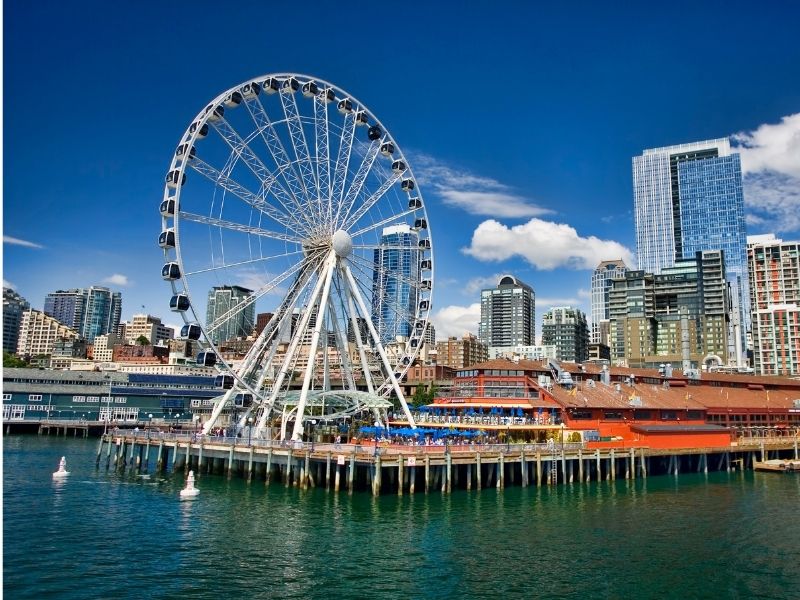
[
  {"x1": 537, "y1": 297, "x2": 582, "y2": 310},
  {"x1": 4, "y1": 235, "x2": 43, "y2": 249},
  {"x1": 463, "y1": 218, "x2": 634, "y2": 270},
  {"x1": 733, "y1": 113, "x2": 800, "y2": 178},
  {"x1": 464, "y1": 274, "x2": 504, "y2": 295},
  {"x1": 431, "y1": 303, "x2": 481, "y2": 338},
  {"x1": 412, "y1": 154, "x2": 553, "y2": 218},
  {"x1": 103, "y1": 273, "x2": 131, "y2": 287},
  {"x1": 3, "y1": 279, "x2": 16, "y2": 290},
  {"x1": 732, "y1": 113, "x2": 800, "y2": 234}
]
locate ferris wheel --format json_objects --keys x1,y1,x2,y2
[{"x1": 159, "y1": 73, "x2": 433, "y2": 440}]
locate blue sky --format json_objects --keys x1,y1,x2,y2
[{"x1": 4, "y1": 1, "x2": 800, "y2": 340}]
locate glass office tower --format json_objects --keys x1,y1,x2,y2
[
  {"x1": 371, "y1": 224, "x2": 419, "y2": 343},
  {"x1": 633, "y1": 138, "x2": 748, "y2": 364}
]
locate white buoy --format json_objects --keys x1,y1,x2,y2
[
  {"x1": 179, "y1": 470, "x2": 200, "y2": 499},
  {"x1": 52, "y1": 456, "x2": 70, "y2": 478}
]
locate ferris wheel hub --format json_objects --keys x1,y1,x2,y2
[{"x1": 332, "y1": 229, "x2": 353, "y2": 258}]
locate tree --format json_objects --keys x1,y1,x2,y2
[
  {"x1": 135, "y1": 335, "x2": 150, "y2": 346},
  {"x1": 3, "y1": 351, "x2": 29, "y2": 368},
  {"x1": 412, "y1": 384, "x2": 428, "y2": 406}
]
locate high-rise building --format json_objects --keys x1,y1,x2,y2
[
  {"x1": 371, "y1": 224, "x2": 419, "y2": 344},
  {"x1": 123, "y1": 314, "x2": 175, "y2": 345},
  {"x1": 423, "y1": 322, "x2": 436, "y2": 346},
  {"x1": 43, "y1": 287, "x2": 122, "y2": 342},
  {"x1": 590, "y1": 260, "x2": 628, "y2": 345},
  {"x1": 16, "y1": 309, "x2": 78, "y2": 357},
  {"x1": 541, "y1": 306, "x2": 590, "y2": 363},
  {"x1": 479, "y1": 275, "x2": 535, "y2": 349},
  {"x1": 608, "y1": 250, "x2": 729, "y2": 368},
  {"x1": 633, "y1": 138, "x2": 748, "y2": 363},
  {"x1": 435, "y1": 333, "x2": 489, "y2": 369},
  {"x1": 748, "y1": 235, "x2": 800, "y2": 376},
  {"x1": 205, "y1": 286, "x2": 255, "y2": 344},
  {"x1": 3, "y1": 288, "x2": 30, "y2": 353}
]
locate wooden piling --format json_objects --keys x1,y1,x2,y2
[
  {"x1": 348, "y1": 452, "x2": 355, "y2": 495},
  {"x1": 476, "y1": 453, "x2": 482, "y2": 490},
  {"x1": 397, "y1": 455, "x2": 404, "y2": 496},
  {"x1": 424, "y1": 455, "x2": 431, "y2": 493},
  {"x1": 536, "y1": 452, "x2": 542, "y2": 487}
]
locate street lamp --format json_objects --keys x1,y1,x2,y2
[{"x1": 506, "y1": 426, "x2": 510, "y2": 452}]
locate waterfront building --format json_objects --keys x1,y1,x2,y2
[
  {"x1": 633, "y1": 139, "x2": 748, "y2": 363},
  {"x1": 489, "y1": 344, "x2": 558, "y2": 361},
  {"x1": 92, "y1": 333, "x2": 123, "y2": 362},
  {"x1": 52, "y1": 338, "x2": 87, "y2": 360},
  {"x1": 541, "y1": 306, "x2": 590, "y2": 363},
  {"x1": 479, "y1": 275, "x2": 536, "y2": 349},
  {"x1": 608, "y1": 250, "x2": 729, "y2": 369},
  {"x1": 748, "y1": 234, "x2": 800, "y2": 376},
  {"x1": 122, "y1": 314, "x2": 175, "y2": 345},
  {"x1": 112, "y1": 344, "x2": 170, "y2": 364},
  {"x1": 588, "y1": 343, "x2": 611, "y2": 362},
  {"x1": 590, "y1": 260, "x2": 628, "y2": 345},
  {"x1": 205, "y1": 285, "x2": 255, "y2": 344},
  {"x1": 255, "y1": 312, "x2": 273, "y2": 336},
  {"x1": 3, "y1": 287, "x2": 30, "y2": 353},
  {"x1": 371, "y1": 224, "x2": 419, "y2": 343},
  {"x1": 16, "y1": 309, "x2": 78, "y2": 358},
  {"x1": 1, "y1": 368, "x2": 223, "y2": 423},
  {"x1": 435, "y1": 333, "x2": 489, "y2": 369},
  {"x1": 44, "y1": 287, "x2": 122, "y2": 342}
]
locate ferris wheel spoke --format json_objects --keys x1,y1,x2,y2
[
  {"x1": 179, "y1": 211, "x2": 302, "y2": 244},
  {"x1": 349, "y1": 207, "x2": 417, "y2": 239},
  {"x1": 331, "y1": 111, "x2": 356, "y2": 208},
  {"x1": 279, "y1": 87, "x2": 318, "y2": 209},
  {"x1": 314, "y1": 93, "x2": 333, "y2": 224},
  {"x1": 189, "y1": 157, "x2": 302, "y2": 232},
  {"x1": 344, "y1": 175, "x2": 404, "y2": 233},
  {"x1": 335, "y1": 139, "x2": 380, "y2": 229},
  {"x1": 243, "y1": 95, "x2": 313, "y2": 225},
  {"x1": 348, "y1": 252, "x2": 421, "y2": 289},
  {"x1": 183, "y1": 250, "x2": 303, "y2": 277},
  {"x1": 205, "y1": 259, "x2": 309, "y2": 336},
  {"x1": 209, "y1": 117, "x2": 305, "y2": 226}
]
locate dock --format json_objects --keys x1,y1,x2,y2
[
  {"x1": 753, "y1": 458, "x2": 800, "y2": 473},
  {"x1": 100, "y1": 431, "x2": 800, "y2": 494}
]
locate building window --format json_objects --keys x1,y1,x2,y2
[
  {"x1": 29, "y1": 394, "x2": 42, "y2": 402},
  {"x1": 2, "y1": 394, "x2": 11, "y2": 401},
  {"x1": 73, "y1": 396, "x2": 86, "y2": 403}
]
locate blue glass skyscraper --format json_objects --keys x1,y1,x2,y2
[
  {"x1": 633, "y1": 138, "x2": 748, "y2": 364},
  {"x1": 371, "y1": 224, "x2": 419, "y2": 344}
]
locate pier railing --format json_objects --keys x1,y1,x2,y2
[{"x1": 111, "y1": 429, "x2": 587, "y2": 455}]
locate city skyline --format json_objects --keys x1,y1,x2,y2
[{"x1": 4, "y1": 2, "x2": 800, "y2": 342}]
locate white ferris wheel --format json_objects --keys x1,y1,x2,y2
[{"x1": 159, "y1": 73, "x2": 433, "y2": 440}]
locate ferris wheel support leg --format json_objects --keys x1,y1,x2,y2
[
  {"x1": 343, "y1": 265, "x2": 417, "y2": 428},
  {"x1": 255, "y1": 258, "x2": 331, "y2": 434},
  {"x1": 291, "y1": 254, "x2": 337, "y2": 441},
  {"x1": 341, "y1": 266, "x2": 376, "y2": 395},
  {"x1": 340, "y1": 269, "x2": 382, "y2": 427},
  {"x1": 202, "y1": 387, "x2": 237, "y2": 435}
]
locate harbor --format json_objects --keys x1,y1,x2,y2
[{"x1": 100, "y1": 430, "x2": 800, "y2": 495}]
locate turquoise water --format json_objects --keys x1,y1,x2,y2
[{"x1": 4, "y1": 435, "x2": 799, "y2": 599}]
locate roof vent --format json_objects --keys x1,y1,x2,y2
[{"x1": 629, "y1": 397, "x2": 643, "y2": 407}]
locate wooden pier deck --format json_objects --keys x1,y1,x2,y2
[{"x1": 100, "y1": 431, "x2": 800, "y2": 495}]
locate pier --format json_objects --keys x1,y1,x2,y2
[{"x1": 101, "y1": 431, "x2": 800, "y2": 494}]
